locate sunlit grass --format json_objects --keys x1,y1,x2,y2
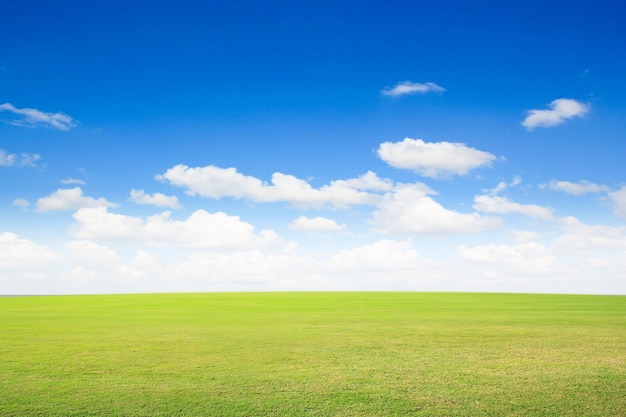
[{"x1": 1, "y1": 292, "x2": 624, "y2": 416}]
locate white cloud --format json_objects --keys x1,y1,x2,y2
[
  {"x1": 288, "y1": 216, "x2": 347, "y2": 233},
  {"x1": 327, "y1": 240, "x2": 423, "y2": 271},
  {"x1": 0, "y1": 102, "x2": 76, "y2": 130},
  {"x1": 65, "y1": 240, "x2": 122, "y2": 266},
  {"x1": 458, "y1": 241, "x2": 567, "y2": 278},
  {"x1": 473, "y1": 195, "x2": 554, "y2": 220},
  {"x1": 161, "y1": 239, "x2": 450, "y2": 291},
  {"x1": 0, "y1": 149, "x2": 41, "y2": 167},
  {"x1": 0, "y1": 232, "x2": 62, "y2": 269},
  {"x1": 541, "y1": 180, "x2": 609, "y2": 195},
  {"x1": 381, "y1": 81, "x2": 445, "y2": 97},
  {"x1": 485, "y1": 176, "x2": 522, "y2": 196},
  {"x1": 608, "y1": 186, "x2": 626, "y2": 219},
  {"x1": 371, "y1": 184, "x2": 501, "y2": 235},
  {"x1": 555, "y1": 216, "x2": 626, "y2": 252},
  {"x1": 377, "y1": 138, "x2": 496, "y2": 178},
  {"x1": 508, "y1": 229, "x2": 541, "y2": 243},
  {"x1": 61, "y1": 178, "x2": 86, "y2": 185},
  {"x1": 129, "y1": 189, "x2": 182, "y2": 209},
  {"x1": 36, "y1": 187, "x2": 118, "y2": 212},
  {"x1": 69, "y1": 207, "x2": 281, "y2": 249},
  {"x1": 158, "y1": 166, "x2": 392, "y2": 209},
  {"x1": 522, "y1": 98, "x2": 589, "y2": 130},
  {"x1": 12, "y1": 198, "x2": 29, "y2": 209}
]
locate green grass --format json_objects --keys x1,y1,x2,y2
[{"x1": 1, "y1": 292, "x2": 624, "y2": 416}]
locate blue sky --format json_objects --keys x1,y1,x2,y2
[{"x1": 1, "y1": 0, "x2": 626, "y2": 294}]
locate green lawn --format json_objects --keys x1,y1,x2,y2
[{"x1": 1, "y1": 292, "x2": 624, "y2": 416}]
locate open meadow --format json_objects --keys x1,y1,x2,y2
[{"x1": 1, "y1": 292, "x2": 624, "y2": 416}]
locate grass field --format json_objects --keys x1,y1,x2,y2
[{"x1": 1, "y1": 292, "x2": 624, "y2": 416}]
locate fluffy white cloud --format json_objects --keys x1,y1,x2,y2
[
  {"x1": 129, "y1": 189, "x2": 182, "y2": 209},
  {"x1": 522, "y1": 98, "x2": 589, "y2": 130},
  {"x1": 288, "y1": 216, "x2": 347, "y2": 233},
  {"x1": 381, "y1": 81, "x2": 445, "y2": 96},
  {"x1": 541, "y1": 180, "x2": 609, "y2": 195},
  {"x1": 377, "y1": 138, "x2": 496, "y2": 178},
  {"x1": 473, "y1": 195, "x2": 554, "y2": 220},
  {"x1": 371, "y1": 184, "x2": 501, "y2": 235},
  {"x1": 69, "y1": 207, "x2": 281, "y2": 249},
  {"x1": 36, "y1": 187, "x2": 118, "y2": 212},
  {"x1": 0, "y1": 102, "x2": 76, "y2": 130},
  {"x1": 0, "y1": 232, "x2": 62, "y2": 269},
  {"x1": 0, "y1": 149, "x2": 41, "y2": 167},
  {"x1": 157, "y1": 166, "x2": 392, "y2": 209},
  {"x1": 608, "y1": 186, "x2": 626, "y2": 219}
]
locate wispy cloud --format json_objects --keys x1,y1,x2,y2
[
  {"x1": 522, "y1": 98, "x2": 589, "y2": 130},
  {"x1": 377, "y1": 138, "x2": 496, "y2": 178},
  {"x1": 381, "y1": 81, "x2": 445, "y2": 97},
  {"x1": 541, "y1": 180, "x2": 609, "y2": 195},
  {"x1": 0, "y1": 149, "x2": 41, "y2": 167},
  {"x1": 61, "y1": 178, "x2": 86, "y2": 185},
  {"x1": 0, "y1": 102, "x2": 76, "y2": 130},
  {"x1": 473, "y1": 195, "x2": 554, "y2": 220}
]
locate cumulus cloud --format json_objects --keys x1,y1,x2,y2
[
  {"x1": 157, "y1": 166, "x2": 393, "y2": 209},
  {"x1": 381, "y1": 81, "x2": 445, "y2": 96},
  {"x1": 522, "y1": 98, "x2": 589, "y2": 130},
  {"x1": 288, "y1": 216, "x2": 347, "y2": 233},
  {"x1": 69, "y1": 207, "x2": 281, "y2": 249},
  {"x1": 0, "y1": 149, "x2": 41, "y2": 167},
  {"x1": 371, "y1": 184, "x2": 501, "y2": 235},
  {"x1": 541, "y1": 180, "x2": 609, "y2": 195},
  {"x1": 0, "y1": 232, "x2": 62, "y2": 269},
  {"x1": 36, "y1": 187, "x2": 118, "y2": 212},
  {"x1": 129, "y1": 189, "x2": 182, "y2": 209},
  {"x1": 473, "y1": 195, "x2": 554, "y2": 220},
  {"x1": 377, "y1": 138, "x2": 496, "y2": 178},
  {"x1": 0, "y1": 102, "x2": 76, "y2": 130},
  {"x1": 608, "y1": 186, "x2": 626, "y2": 219}
]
